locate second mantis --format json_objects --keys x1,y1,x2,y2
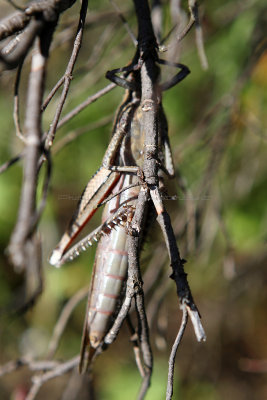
[{"x1": 49, "y1": 49, "x2": 190, "y2": 370}]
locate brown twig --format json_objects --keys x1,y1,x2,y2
[
  {"x1": 13, "y1": 61, "x2": 26, "y2": 142},
  {"x1": 0, "y1": 153, "x2": 22, "y2": 174},
  {"x1": 8, "y1": 40, "x2": 48, "y2": 271},
  {"x1": 0, "y1": 357, "x2": 60, "y2": 378},
  {"x1": 44, "y1": 0, "x2": 88, "y2": 150},
  {"x1": 146, "y1": 276, "x2": 171, "y2": 329},
  {"x1": 55, "y1": 83, "x2": 116, "y2": 132},
  {"x1": 0, "y1": 357, "x2": 29, "y2": 377},
  {"x1": 47, "y1": 286, "x2": 88, "y2": 359},
  {"x1": 160, "y1": 0, "x2": 208, "y2": 70},
  {"x1": 0, "y1": 1, "x2": 78, "y2": 71},
  {"x1": 190, "y1": 0, "x2": 209, "y2": 70},
  {"x1": 0, "y1": 10, "x2": 30, "y2": 40},
  {"x1": 0, "y1": 19, "x2": 43, "y2": 71},
  {"x1": 151, "y1": 0, "x2": 163, "y2": 43},
  {"x1": 166, "y1": 305, "x2": 188, "y2": 400},
  {"x1": 175, "y1": 169, "x2": 197, "y2": 254},
  {"x1": 41, "y1": 76, "x2": 65, "y2": 111},
  {"x1": 25, "y1": 356, "x2": 80, "y2": 400},
  {"x1": 53, "y1": 115, "x2": 113, "y2": 153},
  {"x1": 126, "y1": 315, "x2": 146, "y2": 378},
  {"x1": 110, "y1": 0, "x2": 137, "y2": 46}
]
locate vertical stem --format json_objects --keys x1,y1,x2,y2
[
  {"x1": 8, "y1": 40, "x2": 46, "y2": 271},
  {"x1": 44, "y1": 0, "x2": 88, "y2": 149}
]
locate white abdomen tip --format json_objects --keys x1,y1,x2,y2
[{"x1": 49, "y1": 250, "x2": 62, "y2": 267}]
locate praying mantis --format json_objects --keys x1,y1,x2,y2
[{"x1": 49, "y1": 50, "x2": 190, "y2": 370}]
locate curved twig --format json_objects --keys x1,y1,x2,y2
[
  {"x1": 47, "y1": 286, "x2": 88, "y2": 359},
  {"x1": 44, "y1": 0, "x2": 88, "y2": 149},
  {"x1": 166, "y1": 306, "x2": 188, "y2": 400}
]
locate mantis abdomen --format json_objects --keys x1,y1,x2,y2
[{"x1": 87, "y1": 174, "x2": 138, "y2": 347}]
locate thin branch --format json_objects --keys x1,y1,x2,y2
[
  {"x1": 193, "y1": 1, "x2": 209, "y2": 70},
  {"x1": 135, "y1": 290, "x2": 153, "y2": 400},
  {"x1": 161, "y1": 10, "x2": 195, "y2": 51},
  {"x1": 83, "y1": 22, "x2": 118, "y2": 70},
  {"x1": 13, "y1": 61, "x2": 26, "y2": 142},
  {"x1": 0, "y1": 19, "x2": 43, "y2": 71},
  {"x1": 44, "y1": 0, "x2": 88, "y2": 150},
  {"x1": 161, "y1": 0, "x2": 208, "y2": 70},
  {"x1": 110, "y1": 0, "x2": 138, "y2": 47},
  {"x1": 53, "y1": 115, "x2": 112, "y2": 154},
  {"x1": 195, "y1": 22, "x2": 209, "y2": 70},
  {"x1": 41, "y1": 38, "x2": 116, "y2": 115},
  {"x1": 175, "y1": 169, "x2": 197, "y2": 254},
  {"x1": 146, "y1": 276, "x2": 171, "y2": 329},
  {"x1": 8, "y1": 40, "x2": 47, "y2": 271},
  {"x1": 0, "y1": 357, "x2": 60, "y2": 378},
  {"x1": 30, "y1": 149, "x2": 52, "y2": 227},
  {"x1": 0, "y1": 357, "x2": 29, "y2": 377},
  {"x1": 0, "y1": 10, "x2": 30, "y2": 41},
  {"x1": 47, "y1": 286, "x2": 88, "y2": 359},
  {"x1": 0, "y1": 1, "x2": 79, "y2": 71},
  {"x1": 143, "y1": 245, "x2": 167, "y2": 295},
  {"x1": 55, "y1": 83, "x2": 116, "y2": 132},
  {"x1": 6, "y1": 6, "x2": 60, "y2": 271},
  {"x1": 175, "y1": 13, "x2": 195, "y2": 44},
  {"x1": 41, "y1": 76, "x2": 65, "y2": 111},
  {"x1": 126, "y1": 315, "x2": 145, "y2": 378},
  {"x1": 151, "y1": 0, "x2": 163, "y2": 43},
  {"x1": 104, "y1": 285, "x2": 134, "y2": 346},
  {"x1": 16, "y1": 260, "x2": 43, "y2": 314},
  {"x1": 166, "y1": 306, "x2": 188, "y2": 400},
  {"x1": 25, "y1": 356, "x2": 80, "y2": 400},
  {"x1": 0, "y1": 153, "x2": 22, "y2": 174},
  {"x1": 25, "y1": 381, "x2": 42, "y2": 400},
  {"x1": 29, "y1": 360, "x2": 60, "y2": 371}
]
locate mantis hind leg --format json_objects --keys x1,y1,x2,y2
[
  {"x1": 105, "y1": 52, "x2": 141, "y2": 91},
  {"x1": 158, "y1": 59, "x2": 190, "y2": 91},
  {"x1": 156, "y1": 59, "x2": 190, "y2": 176}
]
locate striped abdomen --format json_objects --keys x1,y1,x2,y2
[{"x1": 87, "y1": 174, "x2": 139, "y2": 347}]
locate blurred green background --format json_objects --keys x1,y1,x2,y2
[{"x1": 0, "y1": 0, "x2": 266, "y2": 399}]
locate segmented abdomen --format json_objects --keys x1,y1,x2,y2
[{"x1": 87, "y1": 174, "x2": 138, "y2": 347}]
